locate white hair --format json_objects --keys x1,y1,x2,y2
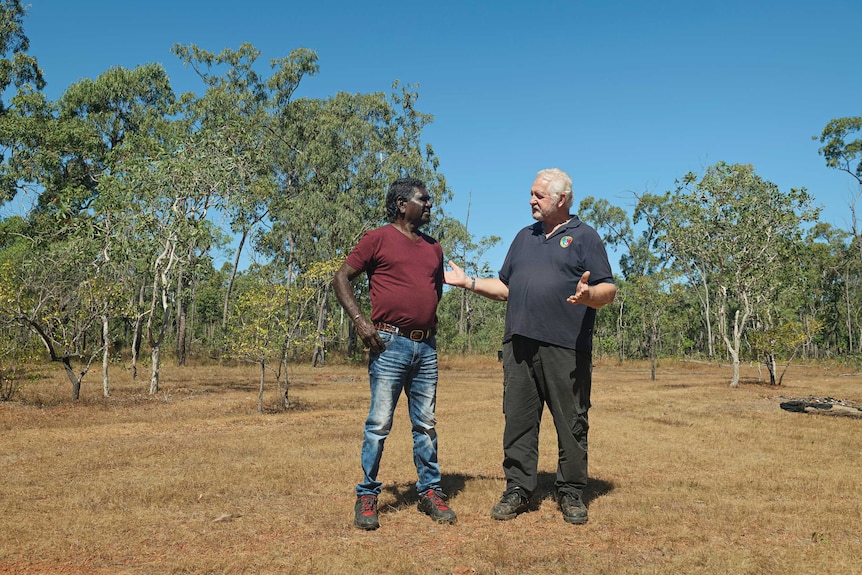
[{"x1": 536, "y1": 168, "x2": 573, "y2": 210}]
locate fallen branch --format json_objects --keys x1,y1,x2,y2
[{"x1": 779, "y1": 396, "x2": 862, "y2": 419}]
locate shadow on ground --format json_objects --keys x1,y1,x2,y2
[{"x1": 378, "y1": 472, "x2": 614, "y2": 515}]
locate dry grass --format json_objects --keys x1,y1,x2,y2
[{"x1": 1, "y1": 356, "x2": 861, "y2": 575}]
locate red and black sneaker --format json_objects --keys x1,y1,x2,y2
[
  {"x1": 354, "y1": 494, "x2": 380, "y2": 530},
  {"x1": 417, "y1": 489, "x2": 457, "y2": 524}
]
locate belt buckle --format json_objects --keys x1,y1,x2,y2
[{"x1": 408, "y1": 329, "x2": 425, "y2": 341}]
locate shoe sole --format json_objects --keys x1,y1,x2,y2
[
  {"x1": 562, "y1": 515, "x2": 588, "y2": 525},
  {"x1": 418, "y1": 499, "x2": 457, "y2": 524},
  {"x1": 491, "y1": 506, "x2": 527, "y2": 521},
  {"x1": 354, "y1": 520, "x2": 379, "y2": 530},
  {"x1": 425, "y1": 515, "x2": 457, "y2": 525},
  {"x1": 418, "y1": 506, "x2": 457, "y2": 524}
]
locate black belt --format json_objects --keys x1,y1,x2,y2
[{"x1": 374, "y1": 322, "x2": 436, "y2": 341}]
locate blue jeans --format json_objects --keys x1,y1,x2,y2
[{"x1": 356, "y1": 331, "x2": 442, "y2": 497}]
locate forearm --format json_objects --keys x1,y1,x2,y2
[
  {"x1": 468, "y1": 276, "x2": 509, "y2": 301},
  {"x1": 586, "y1": 282, "x2": 617, "y2": 309},
  {"x1": 333, "y1": 265, "x2": 363, "y2": 321}
]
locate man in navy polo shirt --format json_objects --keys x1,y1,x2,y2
[
  {"x1": 334, "y1": 177, "x2": 457, "y2": 530},
  {"x1": 446, "y1": 168, "x2": 616, "y2": 525}
]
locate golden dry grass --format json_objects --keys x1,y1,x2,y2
[{"x1": 1, "y1": 356, "x2": 861, "y2": 574}]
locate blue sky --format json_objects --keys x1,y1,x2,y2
[{"x1": 17, "y1": 0, "x2": 862, "y2": 274}]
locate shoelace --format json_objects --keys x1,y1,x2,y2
[
  {"x1": 426, "y1": 491, "x2": 450, "y2": 510},
  {"x1": 360, "y1": 496, "x2": 377, "y2": 515}
]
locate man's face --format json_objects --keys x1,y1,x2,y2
[
  {"x1": 402, "y1": 187, "x2": 432, "y2": 225},
  {"x1": 530, "y1": 176, "x2": 562, "y2": 222}
]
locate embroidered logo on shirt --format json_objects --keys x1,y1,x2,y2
[{"x1": 560, "y1": 236, "x2": 573, "y2": 248}]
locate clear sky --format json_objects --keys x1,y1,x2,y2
[{"x1": 17, "y1": 0, "x2": 862, "y2": 273}]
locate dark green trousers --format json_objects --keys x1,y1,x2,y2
[{"x1": 501, "y1": 335, "x2": 592, "y2": 497}]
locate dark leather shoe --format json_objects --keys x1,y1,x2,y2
[
  {"x1": 491, "y1": 489, "x2": 529, "y2": 520},
  {"x1": 558, "y1": 492, "x2": 588, "y2": 525}
]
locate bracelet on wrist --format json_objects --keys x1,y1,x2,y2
[
  {"x1": 470, "y1": 277, "x2": 476, "y2": 291},
  {"x1": 352, "y1": 313, "x2": 361, "y2": 322}
]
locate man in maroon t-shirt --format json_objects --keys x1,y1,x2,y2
[{"x1": 333, "y1": 177, "x2": 457, "y2": 530}]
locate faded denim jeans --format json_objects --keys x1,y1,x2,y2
[{"x1": 356, "y1": 330, "x2": 442, "y2": 497}]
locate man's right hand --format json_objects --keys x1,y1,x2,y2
[{"x1": 354, "y1": 316, "x2": 385, "y2": 353}]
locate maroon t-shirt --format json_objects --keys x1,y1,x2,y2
[{"x1": 345, "y1": 224, "x2": 443, "y2": 330}]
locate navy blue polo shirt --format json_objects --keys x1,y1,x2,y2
[{"x1": 498, "y1": 216, "x2": 614, "y2": 352}]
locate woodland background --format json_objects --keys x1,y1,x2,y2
[{"x1": 0, "y1": 0, "x2": 861, "y2": 403}]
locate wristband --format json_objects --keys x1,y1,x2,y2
[
  {"x1": 471, "y1": 277, "x2": 476, "y2": 291},
  {"x1": 352, "y1": 313, "x2": 361, "y2": 322}
]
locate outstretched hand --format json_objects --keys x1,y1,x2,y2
[
  {"x1": 566, "y1": 271, "x2": 592, "y2": 305},
  {"x1": 445, "y1": 260, "x2": 469, "y2": 288}
]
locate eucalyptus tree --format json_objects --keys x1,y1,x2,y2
[
  {"x1": 0, "y1": 225, "x2": 107, "y2": 399},
  {"x1": 118, "y1": 114, "x2": 234, "y2": 393},
  {"x1": 817, "y1": 116, "x2": 862, "y2": 186},
  {"x1": 171, "y1": 43, "x2": 320, "y2": 339},
  {"x1": 264, "y1": 82, "x2": 451, "y2": 365},
  {"x1": 59, "y1": 64, "x2": 179, "y2": 378},
  {"x1": 0, "y1": 15, "x2": 180, "y2": 396},
  {"x1": 663, "y1": 162, "x2": 819, "y2": 387},
  {"x1": 0, "y1": 0, "x2": 45, "y2": 203},
  {"x1": 800, "y1": 223, "x2": 860, "y2": 355},
  {"x1": 817, "y1": 116, "x2": 862, "y2": 351},
  {"x1": 579, "y1": 193, "x2": 682, "y2": 368}
]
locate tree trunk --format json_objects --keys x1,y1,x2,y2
[
  {"x1": 466, "y1": 297, "x2": 473, "y2": 354},
  {"x1": 150, "y1": 346, "x2": 161, "y2": 395},
  {"x1": 258, "y1": 360, "x2": 265, "y2": 413},
  {"x1": 616, "y1": 297, "x2": 625, "y2": 363},
  {"x1": 130, "y1": 283, "x2": 146, "y2": 380},
  {"x1": 102, "y1": 314, "x2": 110, "y2": 397},
  {"x1": 175, "y1": 263, "x2": 188, "y2": 367},
  {"x1": 725, "y1": 300, "x2": 750, "y2": 388},
  {"x1": 62, "y1": 357, "x2": 83, "y2": 401},
  {"x1": 765, "y1": 352, "x2": 777, "y2": 385},
  {"x1": 649, "y1": 321, "x2": 657, "y2": 381},
  {"x1": 176, "y1": 297, "x2": 187, "y2": 366},
  {"x1": 148, "y1": 302, "x2": 170, "y2": 395},
  {"x1": 311, "y1": 285, "x2": 330, "y2": 367},
  {"x1": 347, "y1": 320, "x2": 357, "y2": 357},
  {"x1": 283, "y1": 365, "x2": 290, "y2": 409},
  {"x1": 702, "y1": 278, "x2": 714, "y2": 359},
  {"x1": 845, "y1": 278, "x2": 854, "y2": 353},
  {"x1": 222, "y1": 231, "x2": 247, "y2": 330}
]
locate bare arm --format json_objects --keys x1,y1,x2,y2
[
  {"x1": 566, "y1": 270, "x2": 617, "y2": 309},
  {"x1": 444, "y1": 260, "x2": 509, "y2": 301},
  {"x1": 333, "y1": 262, "x2": 385, "y2": 353}
]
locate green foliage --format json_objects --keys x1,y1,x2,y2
[
  {"x1": 749, "y1": 318, "x2": 818, "y2": 361},
  {"x1": 817, "y1": 116, "x2": 862, "y2": 184},
  {"x1": 0, "y1": 327, "x2": 38, "y2": 400},
  {"x1": 1, "y1": 4, "x2": 861, "y2": 383},
  {"x1": 224, "y1": 281, "x2": 291, "y2": 363}
]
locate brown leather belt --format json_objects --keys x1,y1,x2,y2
[{"x1": 374, "y1": 322, "x2": 436, "y2": 342}]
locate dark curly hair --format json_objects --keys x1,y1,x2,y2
[{"x1": 385, "y1": 177, "x2": 426, "y2": 222}]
